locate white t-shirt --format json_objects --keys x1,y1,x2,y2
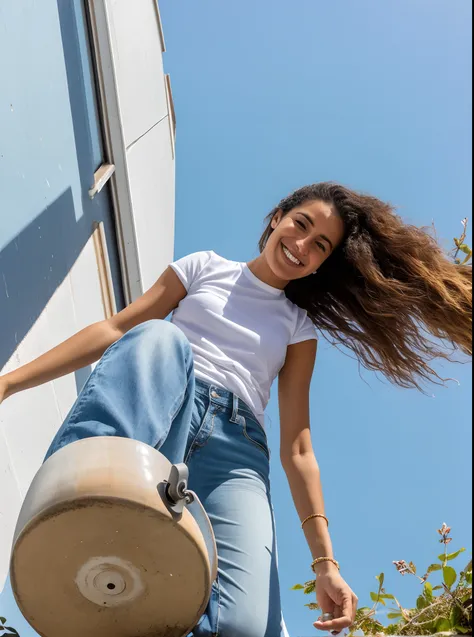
[{"x1": 170, "y1": 251, "x2": 317, "y2": 427}]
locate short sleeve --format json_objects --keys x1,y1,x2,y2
[
  {"x1": 289, "y1": 309, "x2": 318, "y2": 345},
  {"x1": 170, "y1": 251, "x2": 212, "y2": 292}
]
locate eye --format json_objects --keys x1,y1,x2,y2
[
  {"x1": 316, "y1": 242, "x2": 327, "y2": 253},
  {"x1": 296, "y1": 220, "x2": 306, "y2": 229}
]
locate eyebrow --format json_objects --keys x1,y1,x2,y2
[{"x1": 298, "y1": 212, "x2": 335, "y2": 251}]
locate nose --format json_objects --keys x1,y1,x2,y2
[{"x1": 295, "y1": 237, "x2": 310, "y2": 256}]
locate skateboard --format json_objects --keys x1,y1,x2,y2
[{"x1": 10, "y1": 437, "x2": 218, "y2": 637}]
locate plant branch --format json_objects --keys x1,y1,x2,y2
[
  {"x1": 398, "y1": 597, "x2": 447, "y2": 634},
  {"x1": 442, "y1": 583, "x2": 472, "y2": 622}
]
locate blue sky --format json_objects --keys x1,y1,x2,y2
[
  {"x1": 1, "y1": 1, "x2": 471, "y2": 635},
  {"x1": 159, "y1": 0, "x2": 472, "y2": 634}
]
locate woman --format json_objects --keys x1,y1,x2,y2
[{"x1": 0, "y1": 183, "x2": 471, "y2": 637}]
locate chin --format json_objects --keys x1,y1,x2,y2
[
  {"x1": 272, "y1": 264, "x2": 301, "y2": 284},
  {"x1": 286, "y1": 272, "x2": 306, "y2": 282}
]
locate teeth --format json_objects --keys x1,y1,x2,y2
[{"x1": 282, "y1": 245, "x2": 301, "y2": 265}]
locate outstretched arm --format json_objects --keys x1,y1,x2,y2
[
  {"x1": 0, "y1": 267, "x2": 186, "y2": 405},
  {"x1": 278, "y1": 339, "x2": 358, "y2": 633}
]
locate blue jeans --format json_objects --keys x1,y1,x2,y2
[{"x1": 45, "y1": 320, "x2": 289, "y2": 637}]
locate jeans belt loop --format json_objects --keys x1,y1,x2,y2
[{"x1": 231, "y1": 392, "x2": 240, "y2": 422}]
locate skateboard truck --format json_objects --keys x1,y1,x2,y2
[{"x1": 162, "y1": 463, "x2": 196, "y2": 515}]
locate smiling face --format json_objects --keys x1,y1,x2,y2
[{"x1": 264, "y1": 199, "x2": 345, "y2": 283}]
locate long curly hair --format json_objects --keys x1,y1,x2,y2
[{"x1": 259, "y1": 183, "x2": 472, "y2": 389}]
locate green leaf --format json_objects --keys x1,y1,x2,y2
[
  {"x1": 387, "y1": 612, "x2": 403, "y2": 620},
  {"x1": 376, "y1": 573, "x2": 385, "y2": 588},
  {"x1": 304, "y1": 584, "x2": 316, "y2": 595},
  {"x1": 455, "y1": 238, "x2": 461, "y2": 247},
  {"x1": 357, "y1": 618, "x2": 385, "y2": 634},
  {"x1": 428, "y1": 563, "x2": 443, "y2": 573},
  {"x1": 446, "y1": 548, "x2": 467, "y2": 562},
  {"x1": 460, "y1": 592, "x2": 472, "y2": 605},
  {"x1": 305, "y1": 602, "x2": 320, "y2": 611},
  {"x1": 379, "y1": 593, "x2": 395, "y2": 600},
  {"x1": 436, "y1": 618, "x2": 452, "y2": 633},
  {"x1": 417, "y1": 594, "x2": 429, "y2": 610},
  {"x1": 409, "y1": 561, "x2": 417, "y2": 574},
  {"x1": 461, "y1": 251, "x2": 473, "y2": 265},
  {"x1": 455, "y1": 627, "x2": 472, "y2": 634},
  {"x1": 424, "y1": 581, "x2": 434, "y2": 602},
  {"x1": 425, "y1": 621, "x2": 439, "y2": 634},
  {"x1": 385, "y1": 624, "x2": 404, "y2": 635},
  {"x1": 466, "y1": 570, "x2": 472, "y2": 585},
  {"x1": 450, "y1": 605, "x2": 464, "y2": 628},
  {"x1": 460, "y1": 244, "x2": 471, "y2": 254},
  {"x1": 433, "y1": 585, "x2": 444, "y2": 591},
  {"x1": 370, "y1": 592, "x2": 379, "y2": 602},
  {"x1": 444, "y1": 566, "x2": 457, "y2": 588},
  {"x1": 291, "y1": 584, "x2": 305, "y2": 590}
]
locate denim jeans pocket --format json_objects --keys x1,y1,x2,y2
[{"x1": 241, "y1": 415, "x2": 270, "y2": 460}]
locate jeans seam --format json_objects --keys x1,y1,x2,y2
[
  {"x1": 65, "y1": 375, "x2": 96, "y2": 427},
  {"x1": 214, "y1": 573, "x2": 221, "y2": 636},
  {"x1": 170, "y1": 381, "x2": 188, "y2": 423},
  {"x1": 194, "y1": 413, "x2": 216, "y2": 448},
  {"x1": 242, "y1": 418, "x2": 270, "y2": 460},
  {"x1": 245, "y1": 414, "x2": 270, "y2": 444},
  {"x1": 184, "y1": 399, "x2": 213, "y2": 464},
  {"x1": 169, "y1": 353, "x2": 193, "y2": 422}
]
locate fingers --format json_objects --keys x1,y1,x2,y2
[
  {"x1": 313, "y1": 592, "x2": 355, "y2": 632},
  {"x1": 331, "y1": 605, "x2": 343, "y2": 635},
  {"x1": 313, "y1": 611, "x2": 337, "y2": 634},
  {"x1": 313, "y1": 615, "x2": 351, "y2": 633},
  {"x1": 330, "y1": 597, "x2": 357, "y2": 635},
  {"x1": 340, "y1": 589, "x2": 353, "y2": 627}
]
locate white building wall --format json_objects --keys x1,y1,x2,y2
[
  {"x1": 127, "y1": 115, "x2": 176, "y2": 292},
  {"x1": 0, "y1": 0, "x2": 175, "y2": 597},
  {"x1": 90, "y1": 0, "x2": 176, "y2": 301},
  {"x1": 114, "y1": 0, "x2": 176, "y2": 295}
]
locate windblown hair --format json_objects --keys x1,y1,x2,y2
[{"x1": 259, "y1": 183, "x2": 472, "y2": 388}]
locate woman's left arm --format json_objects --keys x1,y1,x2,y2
[{"x1": 278, "y1": 339, "x2": 358, "y2": 633}]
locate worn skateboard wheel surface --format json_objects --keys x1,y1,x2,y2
[{"x1": 10, "y1": 437, "x2": 218, "y2": 637}]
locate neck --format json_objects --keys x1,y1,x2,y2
[{"x1": 246, "y1": 254, "x2": 289, "y2": 290}]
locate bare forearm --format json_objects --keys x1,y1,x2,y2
[
  {"x1": 1, "y1": 321, "x2": 122, "y2": 399},
  {"x1": 282, "y1": 452, "x2": 335, "y2": 561}
]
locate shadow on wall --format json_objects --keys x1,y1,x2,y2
[
  {"x1": 0, "y1": 183, "x2": 123, "y2": 371},
  {"x1": 1, "y1": 187, "x2": 76, "y2": 369},
  {"x1": 0, "y1": 0, "x2": 124, "y2": 370}
]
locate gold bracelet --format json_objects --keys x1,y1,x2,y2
[
  {"x1": 311, "y1": 557, "x2": 340, "y2": 573},
  {"x1": 301, "y1": 513, "x2": 329, "y2": 529}
]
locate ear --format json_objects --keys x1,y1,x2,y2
[{"x1": 271, "y1": 209, "x2": 283, "y2": 230}]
